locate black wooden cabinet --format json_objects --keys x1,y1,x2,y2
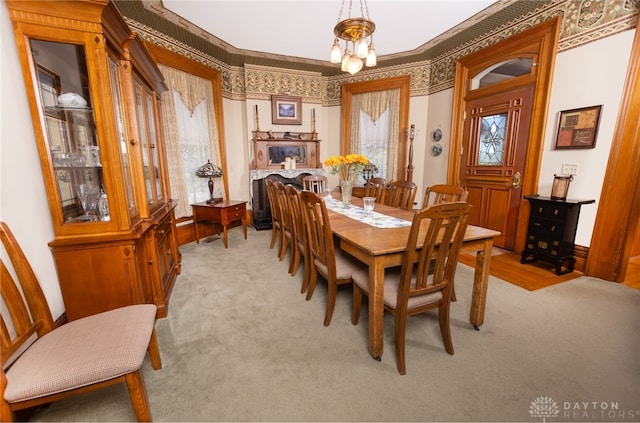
[{"x1": 521, "y1": 195, "x2": 595, "y2": 275}]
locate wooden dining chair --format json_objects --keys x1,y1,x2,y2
[
  {"x1": 265, "y1": 178, "x2": 284, "y2": 252},
  {"x1": 351, "y1": 202, "x2": 471, "y2": 375},
  {"x1": 285, "y1": 185, "x2": 311, "y2": 294},
  {"x1": 0, "y1": 221, "x2": 162, "y2": 421},
  {"x1": 422, "y1": 184, "x2": 469, "y2": 208},
  {"x1": 385, "y1": 180, "x2": 418, "y2": 210},
  {"x1": 364, "y1": 177, "x2": 387, "y2": 203},
  {"x1": 303, "y1": 175, "x2": 328, "y2": 194},
  {"x1": 299, "y1": 191, "x2": 366, "y2": 326},
  {"x1": 274, "y1": 181, "x2": 294, "y2": 262}
]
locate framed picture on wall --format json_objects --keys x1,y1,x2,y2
[
  {"x1": 271, "y1": 95, "x2": 302, "y2": 125},
  {"x1": 554, "y1": 105, "x2": 602, "y2": 149}
]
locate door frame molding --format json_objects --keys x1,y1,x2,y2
[
  {"x1": 448, "y1": 17, "x2": 561, "y2": 253},
  {"x1": 586, "y1": 16, "x2": 640, "y2": 282}
]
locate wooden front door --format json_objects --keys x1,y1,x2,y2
[{"x1": 460, "y1": 85, "x2": 534, "y2": 250}]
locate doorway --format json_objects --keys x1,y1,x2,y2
[
  {"x1": 460, "y1": 85, "x2": 534, "y2": 250},
  {"x1": 448, "y1": 17, "x2": 561, "y2": 253}
]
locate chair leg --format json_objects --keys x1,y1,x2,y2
[
  {"x1": 147, "y1": 328, "x2": 162, "y2": 370},
  {"x1": 351, "y1": 285, "x2": 363, "y2": 325},
  {"x1": 289, "y1": 245, "x2": 300, "y2": 275},
  {"x1": 278, "y1": 234, "x2": 288, "y2": 261},
  {"x1": 269, "y1": 227, "x2": 277, "y2": 249},
  {"x1": 300, "y1": 253, "x2": 310, "y2": 294},
  {"x1": 450, "y1": 281, "x2": 457, "y2": 302},
  {"x1": 125, "y1": 370, "x2": 152, "y2": 422},
  {"x1": 323, "y1": 281, "x2": 338, "y2": 326},
  {"x1": 306, "y1": 269, "x2": 318, "y2": 300},
  {"x1": 438, "y1": 302, "x2": 454, "y2": 355},
  {"x1": 395, "y1": 313, "x2": 408, "y2": 375}
]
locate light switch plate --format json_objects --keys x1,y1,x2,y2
[{"x1": 561, "y1": 163, "x2": 578, "y2": 176}]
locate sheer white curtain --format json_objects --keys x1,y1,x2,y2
[
  {"x1": 349, "y1": 89, "x2": 400, "y2": 181},
  {"x1": 159, "y1": 64, "x2": 223, "y2": 219}
]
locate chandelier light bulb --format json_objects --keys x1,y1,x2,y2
[
  {"x1": 366, "y1": 43, "x2": 377, "y2": 67},
  {"x1": 341, "y1": 48, "x2": 350, "y2": 72},
  {"x1": 330, "y1": 38, "x2": 342, "y2": 63},
  {"x1": 346, "y1": 55, "x2": 363, "y2": 75},
  {"x1": 355, "y1": 37, "x2": 369, "y2": 59}
]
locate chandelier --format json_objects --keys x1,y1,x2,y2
[{"x1": 330, "y1": 0, "x2": 377, "y2": 75}]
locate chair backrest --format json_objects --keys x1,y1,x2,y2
[
  {"x1": 364, "y1": 177, "x2": 387, "y2": 203},
  {"x1": 285, "y1": 184, "x2": 306, "y2": 249},
  {"x1": 303, "y1": 175, "x2": 327, "y2": 194},
  {"x1": 265, "y1": 178, "x2": 281, "y2": 224},
  {"x1": 385, "y1": 180, "x2": 417, "y2": 210},
  {"x1": 422, "y1": 184, "x2": 469, "y2": 208},
  {"x1": 299, "y1": 191, "x2": 337, "y2": 280},
  {"x1": 1, "y1": 222, "x2": 56, "y2": 371},
  {"x1": 398, "y1": 202, "x2": 471, "y2": 303},
  {"x1": 274, "y1": 181, "x2": 293, "y2": 236}
]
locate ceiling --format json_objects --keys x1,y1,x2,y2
[
  {"x1": 161, "y1": 0, "x2": 498, "y2": 62},
  {"x1": 115, "y1": 0, "x2": 554, "y2": 75}
]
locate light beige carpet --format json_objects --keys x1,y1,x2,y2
[{"x1": 26, "y1": 227, "x2": 640, "y2": 422}]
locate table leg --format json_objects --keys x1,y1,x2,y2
[
  {"x1": 194, "y1": 216, "x2": 200, "y2": 244},
  {"x1": 242, "y1": 218, "x2": 247, "y2": 240},
  {"x1": 368, "y1": 258, "x2": 386, "y2": 360},
  {"x1": 222, "y1": 225, "x2": 229, "y2": 248},
  {"x1": 470, "y1": 237, "x2": 493, "y2": 330}
]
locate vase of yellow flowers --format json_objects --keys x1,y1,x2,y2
[{"x1": 324, "y1": 154, "x2": 368, "y2": 207}]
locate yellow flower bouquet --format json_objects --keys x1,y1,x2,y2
[
  {"x1": 323, "y1": 154, "x2": 369, "y2": 181},
  {"x1": 324, "y1": 154, "x2": 368, "y2": 206}
]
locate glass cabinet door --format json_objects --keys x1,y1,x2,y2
[
  {"x1": 134, "y1": 78, "x2": 164, "y2": 209},
  {"x1": 107, "y1": 56, "x2": 138, "y2": 220},
  {"x1": 31, "y1": 39, "x2": 108, "y2": 224}
]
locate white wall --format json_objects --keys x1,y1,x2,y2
[
  {"x1": 540, "y1": 30, "x2": 634, "y2": 246},
  {"x1": 0, "y1": 4, "x2": 65, "y2": 318}
]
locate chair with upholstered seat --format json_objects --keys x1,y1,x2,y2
[
  {"x1": 284, "y1": 184, "x2": 311, "y2": 293},
  {"x1": 422, "y1": 184, "x2": 469, "y2": 208},
  {"x1": 303, "y1": 175, "x2": 328, "y2": 194},
  {"x1": 0, "y1": 221, "x2": 162, "y2": 421},
  {"x1": 351, "y1": 202, "x2": 471, "y2": 374},
  {"x1": 265, "y1": 178, "x2": 283, "y2": 252},
  {"x1": 364, "y1": 177, "x2": 387, "y2": 203},
  {"x1": 384, "y1": 180, "x2": 417, "y2": 210},
  {"x1": 299, "y1": 191, "x2": 366, "y2": 326}
]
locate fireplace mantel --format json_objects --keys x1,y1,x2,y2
[
  {"x1": 251, "y1": 131, "x2": 321, "y2": 170},
  {"x1": 250, "y1": 168, "x2": 325, "y2": 181}
]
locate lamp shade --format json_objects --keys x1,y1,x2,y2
[{"x1": 196, "y1": 160, "x2": 223, "y2": 178}]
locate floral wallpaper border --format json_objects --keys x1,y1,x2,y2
[{"x1": 126, "y1": 0, "x2": 638, "y2": 106}]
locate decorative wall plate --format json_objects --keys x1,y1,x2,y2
[
  {"x1": 432, "y1": 128, "x2": 442, "y2": 142},
  {"x1": 432, "y1": 144, "x2": 443, "y2": 156}
]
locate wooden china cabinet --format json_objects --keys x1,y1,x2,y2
[{"x1": 7, "y1": 0, "x2": 181, "y2": 320}]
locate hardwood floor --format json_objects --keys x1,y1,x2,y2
[{"x1": 486, "y1": 249, "x2": 639, "y2": 290}]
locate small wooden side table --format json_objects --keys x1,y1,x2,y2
[{"x1": 192, "y1": 200, "x2": 248, "y2": 248}]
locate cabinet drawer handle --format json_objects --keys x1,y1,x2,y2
[
  {"x1": 130, "y1": 139, "x2": 136, "y2": 146},
  {"x1": 148, "y1": 259, "x2": 153, "y2": 265}
]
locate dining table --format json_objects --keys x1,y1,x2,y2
[{"x1": 324, "y1": 194, "x2": 501, "y2": 360}]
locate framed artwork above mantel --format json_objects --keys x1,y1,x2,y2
[{"x1": 271, "y1": 95, "x2": 302, "y2": 125}]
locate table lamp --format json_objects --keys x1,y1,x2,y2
[{"x1": 196, "y1": 160, "x2": 224, "y2": 204}]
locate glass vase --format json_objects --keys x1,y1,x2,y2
[{"x1": 340, "y1": 174, "x2": 355, "y2": 207}]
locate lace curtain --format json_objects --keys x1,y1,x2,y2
[
  {"x1": 158, "y1": 64, "x2": 223, "y2": 219},
  {"x1": 349, "y1": 89, "x2": 400, "y2": 181}
]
